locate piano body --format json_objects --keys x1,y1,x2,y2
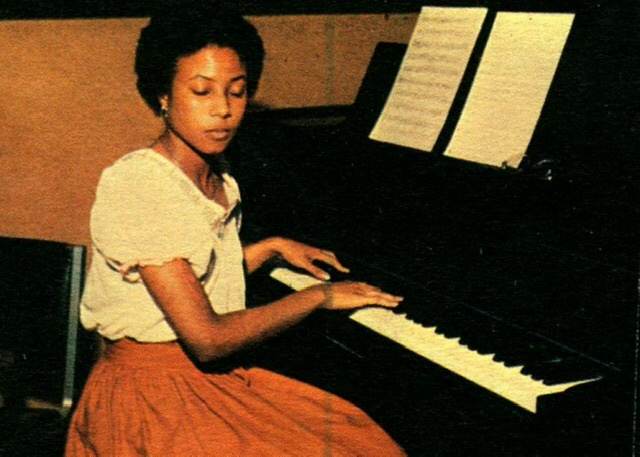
[{"x1": 232, "y1": 2, "x2": 639, "y2": 455}]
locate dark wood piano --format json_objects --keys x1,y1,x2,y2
[{"x1": 231, "y1": 2, "x2": 639, "y2": 455}]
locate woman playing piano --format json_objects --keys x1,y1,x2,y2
[{"x1": 65, "y1": 1, "x2": 405, "y2": 455}]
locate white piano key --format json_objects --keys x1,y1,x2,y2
[
  {"x1": 270, "y1": 267, "x2": 324, "y2": 290},
  {"x1": 269, "y1": 268, "x2": 600, "y2": 413}
]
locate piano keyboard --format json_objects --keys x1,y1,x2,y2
[{"x1": 269, "y1": 267, "x2": 599, "y2": 413}]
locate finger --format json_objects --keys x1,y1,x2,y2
[
  {"x1": 374, "y1": 298, "x2": 402, "y2": 308},
  {"x1": 365, "y1": 289, "x2": 403, "y2": 300},
  {"x1": 352, "y1": 282, "x2": 383, "y2": 294},
  {"x1": 349, "y1": 281, "x2": 376, "y2": 292},
  {"x1": 303, "y1": 263, "x2": 331, "y2": 281},
  {"x1": 362, "y1": 284, "x2": 384, "y2": 293},
  {"x1": 365, "y1": 290, "x2": 404, "y2": 305},
  {"x1": 318, "y1": 250, "x2": 350, "y2": 273}
]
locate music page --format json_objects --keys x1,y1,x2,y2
[
  {"x1": 369, "y1": 6, "x2": 488, "y2": 152},
  {"x1": 444, "y1": 12, "x2": 575, "y2": 167}
]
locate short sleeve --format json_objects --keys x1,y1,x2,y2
[{"x1": 90, "y1": 154, "x2": 216, "y2": 282}]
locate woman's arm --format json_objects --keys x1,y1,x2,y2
[
  {"x1": 243, "y1": 237, "x2": 349, "y2": 279},
  {"x1": 242, "y1": 237, "x2": 281, "y2": 274},
  {"x1": 139, "y1": 258, "x2": 401, "y2": 363}
]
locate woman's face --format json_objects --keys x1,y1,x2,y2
[{"x1": 161, "y1": 45, "x2": 248, "y2": 155}]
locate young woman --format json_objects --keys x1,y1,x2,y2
[{"x1": 65, "y1": 2, "x2": 405, "y2": 455}]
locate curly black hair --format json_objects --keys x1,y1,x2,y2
[{"x1": 135, "y1": 0, "x2": 264, "y2": 116}]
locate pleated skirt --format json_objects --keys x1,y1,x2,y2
[{"x1": 65, "y1": 339, "x2": 405, "y2": 456}]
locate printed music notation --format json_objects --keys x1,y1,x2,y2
[
  {"x1": 444, "y1": 12, "x2": 575, "y2": 167},
  {"x1": 370, "y1": 7, "x2": 575, "y2": 169},
  {"x1": 369, "y1": 6, "x2": 488, "y2": 152}
]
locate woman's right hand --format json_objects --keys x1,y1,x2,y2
[{"x1": 314, "y1": 281, "x2": 403, "y2": 310}]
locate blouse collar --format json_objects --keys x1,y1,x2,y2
[{"x1": 134, "y1": 148, "x2": 241, "y2": 219}]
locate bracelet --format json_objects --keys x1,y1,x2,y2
[{"x1": 321, "y1": 282, "x2": 333, "y2": 308}]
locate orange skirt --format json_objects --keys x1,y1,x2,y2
[{"x1": 65, "y1": 339, "x2": 405, "y2": 456}]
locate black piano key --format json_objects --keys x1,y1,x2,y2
[
  {"x1": 472, "y1": 328, "x2": 561, "y2": 371},
  {"x1": 312, "y1": 255, "x2": 608, "y2": 388},
  {"x1": 396, "y1": 292, "x2": 531, "y2": 367},
  {"x1": 407, "y1": 302, "x2": 596, "y2": 383}
]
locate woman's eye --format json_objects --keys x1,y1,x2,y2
[
  {"x1": 192, "y1": 89, "x2": 210, "y2": 96},
  {"x1": 229, "y1": 89, "x2": 246, "y2": 98},
  {"x1": 229, "y1": 85, "x2": 246, "y2": 98}
]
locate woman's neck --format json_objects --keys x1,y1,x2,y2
[{"x1": 153, "y1": 131, "x2": 221, "y2": 190}]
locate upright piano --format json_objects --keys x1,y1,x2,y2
[{"x1": 231, "y1": 2, "x2": 639, "y2": 455}]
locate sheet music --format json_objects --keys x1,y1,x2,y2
[
  {"x1": 444, "y1": 12, "x2": 575, "y2": 167},
  {"x1": 369, "y1": 6, "x2": 488, "y2": 152}
]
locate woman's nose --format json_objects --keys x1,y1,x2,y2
[{"x1": 209, "y1": 94, "x2": 231, "y2": 118}]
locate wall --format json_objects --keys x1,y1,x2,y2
[{"x1": 0, "y1": 14, "x2": 416, "y2": 247}]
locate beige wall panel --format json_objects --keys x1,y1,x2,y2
[
  {"x1": 331, "y1": 14, "x2": 417, "y2": 105},
  {"x1": 0, "y1": 18, "x2": 162, "y2": 246},
  {"x1": 250, "y1": 15, "x2": 330, "y2": 108},
  {"x1": 0, "y1": 14, "x2": 416, "y2": 247}
]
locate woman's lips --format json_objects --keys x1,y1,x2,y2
[{"x1": 206, "y1": 129, "x2": 231, "y2": 141}]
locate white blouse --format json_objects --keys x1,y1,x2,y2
[{"x1": 80, "y1": 148, "x2": 245, "y2": 342}]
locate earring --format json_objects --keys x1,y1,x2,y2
[{"x1": 160, "y1": 105, "x2": 168, "y2": 119}]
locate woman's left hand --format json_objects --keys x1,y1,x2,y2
[{"x1": 276, "y1": 238, "x2": 349, "y2": 281}]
